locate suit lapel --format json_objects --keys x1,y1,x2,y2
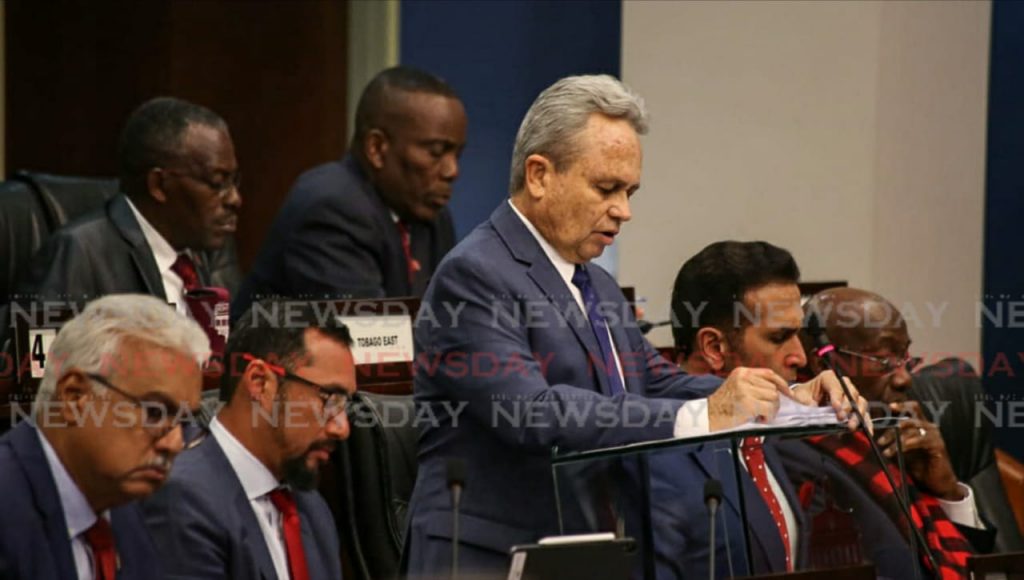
[
  {"x1": 9, "y1": 423, "x2": 80, "y2": 579},
  {"x1": 294, "y1": 493, "x2": 327, "y2": 580},
  {"x1": 203, "y1": 437, "x2": 278, "y2": 580},
  {"x1": 692, "y1": 440, "x2": 788, "y2": 574},
  {"x1": 490, "y1": 202, "x2": 611, "y2": 395},
  {"x1": 108, "y1": 195, "x2": 165, "y2": 300}
]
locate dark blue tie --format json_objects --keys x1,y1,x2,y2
[{"x1": 571, "y1": 264, "x2": 626, "y2": 396}]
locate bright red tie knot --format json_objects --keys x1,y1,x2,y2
[
  {"x1": 171, "y1": 254, "x2": 200, "y2": 291},
  {"x1": 83, "y1": 517, "x2": 117, "y2": 580},
  {"x1": 268, "y1": 488, "x2": 310, "y2": 580}
]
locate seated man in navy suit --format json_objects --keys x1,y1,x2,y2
[
  {"x1": 235, "y1": 65, "x2": 467, "y2": 315},
  {"x1": 142, "y1": 301, "x2": 353, "y2": 579},
  {"x1": 405, "y1": 76, "x2": 865, "y2": 579},
  {"x1": 651, "y1": 241, "x2": 811, "y2": 579},
  {"x1": 0, "y1": 294, "x2": 209, "y2": 580}
]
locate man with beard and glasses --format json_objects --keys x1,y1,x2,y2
[
  {"x1": 0, "y1": 294, "x2": 209, "y2": 580},
  {"x1": 142, "y1": 301, "x2": 354, "y2": 579}
]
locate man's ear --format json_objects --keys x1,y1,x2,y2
[
  {"x1": 695, "y1": 327, "x2": 729, "y2": 373},
  {"x1": 523, "y1": 154, "x2": 554, "y2": 201},
  {"x1": 53, "y1": 370, "x2": 93, "y2": 425},
  {"x1": 145, "y1": 168, "x2": 170, "y2": 204},
  {"x1": 364, "y1": 129, "x2": 389, "y2": 170},
  {"x1": 240, "y1": 360, "x2": 277, "y2": 411}
]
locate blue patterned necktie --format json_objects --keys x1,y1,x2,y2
[{"x1": 571, "y1": 264, "x2": 625, "y2": 396}]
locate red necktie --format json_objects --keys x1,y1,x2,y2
[
  {"x1": 395, "y1": 220, "x2": 421, "y2": 286},
  {"x1": 742, "y1": 437, "x2": 793, "y2": 571},
  {"x1": 171, "y1": 254, "x2": 200, "y2": 292},
  {"x1": 83, "y1": 517, "x2": 117, "y2": 580},
  {"x1": 268, "y1": 488, "x2": 311, "y2": 580}
]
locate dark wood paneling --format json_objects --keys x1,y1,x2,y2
[{"x1": 5, "y1": 0, "x2": 349, "y2": 272}]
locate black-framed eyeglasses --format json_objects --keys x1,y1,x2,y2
[
  {"x1": 161, "y1": 167, "x2": 241, "y2": 199},
  {"x1": 84, "y1": 373, "x2": 203, "y2": 445},
  {"x1": 240, "y1": 354, "x2": 350, "y2": 418},
  {"x1": 836, "y1": 349, "x2": 922, "y2": 375}
]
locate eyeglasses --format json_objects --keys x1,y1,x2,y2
[
  {"x1": 161, "y1": 167, "x2": 241, "y2": 199},
  {"x1": 84, "y1": 373, "x2": 203, "y2": 445},
  {"x1": 836, "y1": 349, "x2": 922, "y2": 375},
  {"x1": 241, "y1": 354, "x2": 350, "y2": 418}
]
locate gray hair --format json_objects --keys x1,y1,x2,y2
[
  {"x1": 508, "y1": 74, "x2": 649, "y2": 194},
  {"x1": 33, "y1": 294, "x2": 210, "y2": 418}
]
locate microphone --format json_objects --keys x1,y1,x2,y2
[
  {"x1": 704, "y1": 479, "x2": 723, "y2": 580},
  {"x1": 637, "y1": 319, "x2": 671, "y2": 335},
  {"x1": 804, "y1": 313, "x2": 938, "y2": 573},
  {"x1": 447, "y1": 458, "x2": 466, "y2": 580}
]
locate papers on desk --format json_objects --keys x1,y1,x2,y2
[{"x1": 718, "y1": 396, "x2": 841, "y2": 435}]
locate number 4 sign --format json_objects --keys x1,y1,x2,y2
[{"x1": 28, "y1": 329, "x2": 58, "y2": 379}]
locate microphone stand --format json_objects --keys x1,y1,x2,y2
[
  {"x1": 447, "y1": 459, "x2": 466, "y2": 580},
  {"x1": 704, "y1": 479, "x2": 723, "y2": 580}
]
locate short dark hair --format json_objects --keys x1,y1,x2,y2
[
  {"x1": 220, "y1": 301, "x2": 353, "y2": 402},
  {"x1": 351, "y1": 65, "x2": 459, "y2": 146},
  {"x1": 117, "y1": 96, "x2": 227, "y2": 196},
  {"x1": 671, "y1": 241, "x2": 800, "y2": 356}
]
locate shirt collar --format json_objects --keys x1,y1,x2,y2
[
  {"x1": 507, "y1": 199, "x2": 578, "y2": 288},
  {"x1": 125, "y1": 196, "x2": 180, "y2": 275},
  {"x1": 208, "y1": 417, "x2": 280, "y2": 500},
  {"x1": 34, "y1": 425, "x2": 101, "y2": 540}
]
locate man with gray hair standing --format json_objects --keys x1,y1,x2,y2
[
  {"x1": 405, "y1": 75, "x2": 864, "y2": 577},
  {"x1": 0, "y1": 294, "x2": 208, "y2": 580}
]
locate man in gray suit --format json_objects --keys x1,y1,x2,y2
[
  {"x1": 19, "y1": 96, "x2": 242, "y2": 312},
  {"x1": 143, "y1": 302, "x2": 354, "y2": 579}
]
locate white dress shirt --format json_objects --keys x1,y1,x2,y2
[
  {"x1": 125, "y1": 197, "x2": 189, "y2": 316},
  {"x1": 507, "y1": 200, "x2": 711, "y2": 437},
  {"x1": 35, "y1": 425, "x2": 109, "y2": 580},
  {"x1": 208, "y1": 418, "x2": 292, "y2": 580}
]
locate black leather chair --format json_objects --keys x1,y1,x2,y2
[
  {"x1": 332, "y1": 391, "x2": 418, "y2": 580},
  {"x1": 911, "y1": 357, "x2": 1024, "y2": 552}
]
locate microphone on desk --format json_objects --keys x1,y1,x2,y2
[
  {"x1": 704, "y1": 479, "x2": 723, "y2": 580},
  {"x1": 804, "y1": 312, "x2": 938, "y2": 573},
  {"x1": 447, "y1": 458, "x2": 466, "y2": 580}
]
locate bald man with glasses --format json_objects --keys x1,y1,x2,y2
[{"x1": 142, "y1": 302, "x2": 354, "y2": 580}]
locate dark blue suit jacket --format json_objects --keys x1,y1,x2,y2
[
  {"x1": 141, "y1": 434, "x2": 341, "y2": 580},
  {"x1": 406, "y1": 201, "x2": 722, "y2": 577},
  {"x1": 234, "y1": 155, "x2": 455, "y2": 317},
  {"x1": 0, "y1": 422, "x2": 159, "y2": 580},
  {"x1": 650, "y1": 439, "x2": 808, "y2": 579}
]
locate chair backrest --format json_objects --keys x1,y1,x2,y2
[
  {"x1": 332, "y1": 391, "x2": 418, "y2": 580},
  {"x1": 910, "y1": 357, "x2": 1024, "y2": 552}
]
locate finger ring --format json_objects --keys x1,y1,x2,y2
[{"x1": 918, "y1": 427, "x2": 927, "y2": 438}]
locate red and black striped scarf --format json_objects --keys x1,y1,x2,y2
[{"x1": 807, "y1": 431, "x2": 973, "y2": 579}]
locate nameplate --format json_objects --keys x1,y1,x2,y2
[
  {"x1": 28, "y1": 328, "x2": 59, "y2": 379},
  {"x1": 336, "y1": 314, "x2": 414, "y2": 364}
]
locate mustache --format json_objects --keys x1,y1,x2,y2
[{"x1": 140, "y1": 454, "x2": 173, "y2": 472}]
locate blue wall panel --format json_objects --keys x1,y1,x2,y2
[
  {"x1": 983, "y1": 0, "x2": 1024, "y2": 457},
  {"x1": 400, "y1": 0, "x2": 622, "y2": 241}
]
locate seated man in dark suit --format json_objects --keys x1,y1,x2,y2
[
  {"x1": 142, "y1": 302, "x2": 354, "y2": 579},
  {"x1": 19, "y1": 96, "x2": 242, "y2": 314},
  {"x1": 0, "y1": 294, "x2": 209, "y2": 579},
  {"x1": 652, "y1": 241, "x2": 811, "y2": 579},
  {"x1": 779, "y1": 287, "x2": 995, "y2": 577},
  {"x1": 235, "y1": 65, "x2": 467, "y2": 315}
]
